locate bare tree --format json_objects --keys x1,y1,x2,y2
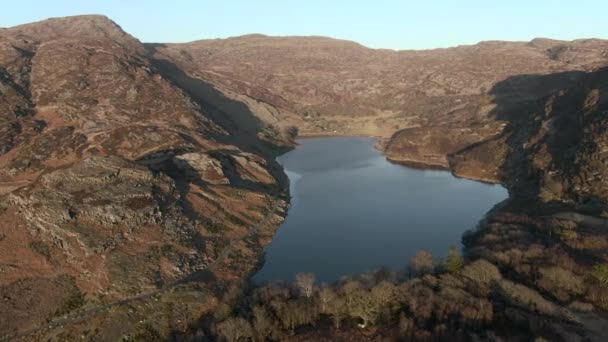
[
  {"x1": 410, "y1": 250, "x2": 435, "y2": 276},
  {"x1": 295, "y1": 272, "x2": 316, "y2": 298},
  {"x1": 319, "y1": 286, "x2": 336, "y2": 313},
  {"x1": 343, "y1": 280, "x2": 362, "y2": 311},
  {"x1": 252, "y1": 305, "x2": 275, "y2": 341},
  {"x1": 349, "y1": 287, "x2": 376, "y2": 327},
  {"x1": 349, "y1": 281, "x2": 395, "y2": 327},
  {"x1": 216, "y1": 317, "x2": 252, "y2": 342},
  {"x1": 274, "y1": 298, "x2": 316, "y2": 332},
  {"x1": 328, "y1": 296, "x2": 347, "y2": 329}
]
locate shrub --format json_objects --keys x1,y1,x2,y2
[
  {"x1": 461, "y1": 259, "x2": 501, "y2": 284},
  {"x1": 217, "y1": 317, "x2": 253, "y2": 342},
  {"x1": 538, "y1": 267, "x2": 584, "y2": 295},
  {"x1": 129, "y1": 323, "x2": 163, "y2": 342},
  {"x1": 460, "y1": 259, "x2": 502, "y2": 295},
  {"x1": 160, "y1": 243, "x2": 175, "y2": 257},
  {"x1": 553, "y1": 226, "x2": 578, "y2": 241},
  {"x1": 54, "y1": 291, "x2": 86, "y2": 316},
  {"x1": 29, "y1": 240, "x2": 52, "y2": 260},
  {"x1": 589, "y1": 264, "x2": 608, "y2": 287},
  {"x1": 205, "y1": 220, "x2": 224, "y2": 234}
]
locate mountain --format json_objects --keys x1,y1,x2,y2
[
  {"x1": 1, "y1": 14, "x2": 608, "y2": 341},
  {"x1": 0, "y1": 15, "x2": 292, "y2": 339},
  {"x1": 150, "y1": 35, "x2": 608, "y2": 139}
]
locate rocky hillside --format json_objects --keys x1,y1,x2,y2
[
  {"x1": 151, "y1": 25, "x2": 608, "y2": 341},
  {"x1": 151, "y1": 35, "x2": 608, "y2": 139},
  {"x1": 2, "y1": 14, "x2": 608, "y2": 341},
  {"x1": 155, "y1": 31, "x2": 607, "y2": 204},
  {"x1": 0, "y1": 15, "x2": 293, "y2": 340},
  {"x1": 449, "y1": 68, "x2": 608, "y2": 201}
]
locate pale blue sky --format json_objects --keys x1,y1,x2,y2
[{"x1": 2, "y1": 1, "x2": 606, "y2": 50}]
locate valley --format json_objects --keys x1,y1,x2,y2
[{"x1": 0, "y1": 14, "x2": 607, "y2": 341}]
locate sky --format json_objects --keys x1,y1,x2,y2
[{"x1": 2, "y1": 1, "x2": 607, "y2": 50}]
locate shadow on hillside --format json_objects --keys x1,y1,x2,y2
[
  {"x1": 145, "y1": 45, "x2": 290, "y2": 193},
  {"x1": 485, "y1": 67, "x2": 608, "y2": 213},
  {"x1": 146, "y1": 47, "x2": 265, "y2": 153}
]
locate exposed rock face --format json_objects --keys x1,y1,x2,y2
[
  {"x1": 173, "y1": 152, "x2": 229, "y2": 184},
  {"x1": 12, "y1": 156, "x2": 164, "y2": 225},
  {"x1": 8, "y1": 156, "x2": 192, "y2": 245},
  {"x1": 230, "y1": 152, "x2": 276, "y2": 185}
]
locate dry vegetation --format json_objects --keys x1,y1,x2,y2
[
  {"x1": 201, "y1": 211, "x2": 608, "y2": 341},
  {"x1": 1, "y1": 14, "x2": 607, "y2": 341}
]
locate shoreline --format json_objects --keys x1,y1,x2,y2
[
  {"x1": 450, "y1": 171, "x2": 502, "y2": 185},
  {"x1": 384, "y1": 156, "x2": 450, "y2": 171},
  {"x1": 292, "y1": 133, "x2": 505, "y2": 186},
  {"x1": 296, "y1": 132, "x2": 388, "y2": 139}
]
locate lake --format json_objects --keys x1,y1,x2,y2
[{"x1": 253, "y1": 137, "x2": 508, "y2": 283}]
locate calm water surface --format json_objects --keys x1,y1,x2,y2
[{"x1": 254, "y1": 137, "x2": 507, "y2": 283}]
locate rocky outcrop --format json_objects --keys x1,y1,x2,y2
[
  {"x1": 8, "y1": 156, "x2": 187, "y2": 243},
  {"x1": 13, "y1": 157, "x2": 160, "y2": 219},
  {"x1": 230, "y1": 152, "x2": 276, "y2": 185},
  {"x1": 173, "y1": 152, "x2": 229, "y2": 185}
]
